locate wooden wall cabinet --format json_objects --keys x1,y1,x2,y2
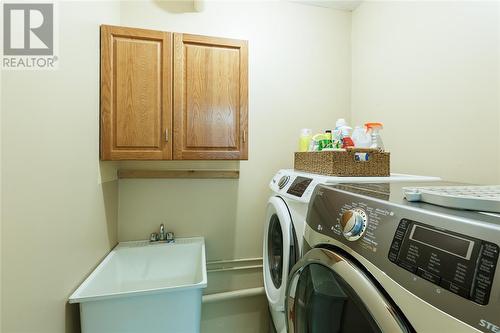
[
  {"x1": 173, "y1": 33, "x2": 248, "y2": 160},
  {"x1": 100, "y1": 25, "x2": 248, "y2": 160},
  {"x1": 100, "y1": 26, "x2": 172, "y2": 160}
]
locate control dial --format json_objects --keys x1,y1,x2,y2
[
  {"x1": 277, "y1": 175, "x2": 290, "y2": 189},
  {"x1": 340, "y1": 208, "x2": 368, "y2": 241}
]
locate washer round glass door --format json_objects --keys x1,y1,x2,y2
[
  {"x1": 286, "y1": 247, "x2": 412, "y2": 333},
  {"x1": 264, "y1": 196, "x2": 293, "y2": 312}
]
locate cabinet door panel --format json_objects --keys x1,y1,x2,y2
[
  {"x1": 185, "y1": 44, "x2": 239, "y2": 149},
  {"x1": 101, "y1": 25, "x2": 172, "y2": 160},
  {"x1": 114, "y1": 37, "x2": 161, "y2": 148},
  {"x1": 174, "y1": 33, "x2": 248, "y2": 160}
]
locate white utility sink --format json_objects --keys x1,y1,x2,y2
[{"x1": 69, "y1": 237, "x2": 207, "y2": 333}]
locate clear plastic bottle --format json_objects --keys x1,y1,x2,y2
[{"x1": 352, "y1": 126, "x2": 372, "y2": 148}]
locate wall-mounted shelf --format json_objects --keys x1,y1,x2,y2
[{"x1": 117, "y1": 169, "x2": 240, "y2": 179}]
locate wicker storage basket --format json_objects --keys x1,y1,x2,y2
[{"x1": 294, "y1": 148, "x2": 390, "y2": 177}]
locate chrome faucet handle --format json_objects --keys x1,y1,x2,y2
[
  {"x1": 150, "y1": 232, "x2": 159, "y2": 242},
  {"x1": 159, "y1": 224, "x2": 165, "y2": 241},
  {"x1": 166, "y1": 232, "x2": 175, "y2": 243}
]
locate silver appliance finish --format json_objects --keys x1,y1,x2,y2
[
  {"x1": 286, "y1": 247, "x2": 411, "y2": 332},
  {"x1": 304, "y1": 181, "x2": 500, "y2": 333}
]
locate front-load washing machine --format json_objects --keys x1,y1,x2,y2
[
  {"x1": 286, "y1": 181, "x2": 500, "y2": 333},
  {"x1": 264, "y1": 170, "x2": 440, "y2": 333},
  {"x1": 264, "y1": 170, "x2": 327, "y2": 333}
]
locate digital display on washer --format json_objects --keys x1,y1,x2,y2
[
  {"x1": 388, "y1": 219, "x2": 499, "y2": 305},
  {"x1": 286, "y1": 177, "x2": 313, "y2": 197},
  {"x1": 410, "y1": 225, "x2": 473, "y2": 259}
]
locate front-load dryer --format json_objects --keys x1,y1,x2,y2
[
  {"x1": 264, "y1": 170, "x2": 322, "y2": 333},
  {"x1": 286, "y1": 181, "x2": 500, "y2": 333},
  {"x1": 263, "y1": 170, "x2": 440, "y2": 333}
]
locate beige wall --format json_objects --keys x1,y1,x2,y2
[
  {"x1": 117, "y1": 0, "x2": 351, "y2": 258},
  {"x1": 116, "y1": 2, "x2": 351, "y2": 331},
  {"x1": 1, "y1": 2, "x2": 120, "y2": 333},
  {"x1": 201, "y1": 296, "x2": 269, "y2": 333},
  {"x1": 351, "y1": 1, "x2": 500, "y2": 184},
  {"x1": 498, "y1": 2, "x2": 500, "y2": 184},
  {"x1": 0, "y1": 52, "x2": 3, "y2": 332}
]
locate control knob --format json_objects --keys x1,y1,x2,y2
[
  {"x1": 277, "y1": 175, "x2": 290, "y2": 189},
  {"x1": 340, "y1": 208, "x2": 367, "y2": 241}
]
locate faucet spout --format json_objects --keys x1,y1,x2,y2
[
  {"x1": 149, "y1": 223, "x2": 173, "y2": 243},
  {"x1": 159, "y1": 224, "x2": 165, "y2": 241}
]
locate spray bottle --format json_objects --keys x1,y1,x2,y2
[{"x1": 365, "y1": 122, "x2": 384, "y2": 151}]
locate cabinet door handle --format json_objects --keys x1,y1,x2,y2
[
  {"x1": 165, "y1": 128, "x2": 169, "y2": 142},
  {"x1": 242, "y1": 130, "x2": 246, "y2": 143}
]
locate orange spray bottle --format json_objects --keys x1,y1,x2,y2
[{"x1": 364, "y1": 122, "x2": 384, "y2": 151}]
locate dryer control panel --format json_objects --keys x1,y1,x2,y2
[
  {"x1": 269, "y1": 170, "x2": 322, "y2": 203},
  {"x1": 389, "y1": 219, "x2": 499, "y2": 305},
  {"x1": 286, "y1": 176, "x2": 313, "y2": 197}
]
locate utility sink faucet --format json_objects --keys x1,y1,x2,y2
[{"x1": 150, "y1": 223, "x2": 175, "y2": 243}]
